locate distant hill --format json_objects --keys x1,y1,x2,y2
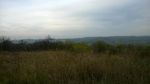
[
  {"x1": 68, "y1": 36, "x2": 150, "y2": 45},
  {"x1": 11, "y1": 36, "x2": 150, "y2": 45}
]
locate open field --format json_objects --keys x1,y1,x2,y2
[
  {"x1": 1, "y1": 0, "x2": 150, "y2": 83},
  {"x1": 0, "y1": 51, "x2": 150, "y2": 84}
]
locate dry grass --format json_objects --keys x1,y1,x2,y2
[{"x1": 0, "y1": 51, "x2": 150, "y2": 84}]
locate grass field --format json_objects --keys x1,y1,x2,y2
[{"x1": 0, "y1": 51, "x2": 150, "y2": 84}]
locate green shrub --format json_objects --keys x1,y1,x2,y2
[
  {"x1": 92, "y1": 41, "x2": 111, "y2": 53},
  {"x1": 138, "y1": 45, "x2": 150, "y2": 57},
  {"x1": 72, "y1": 43, "x2": 92, "y2": 53}
]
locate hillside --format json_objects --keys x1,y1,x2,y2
[
  {"x1": 69, "y1": 36, "x2": 150, "y2": 45},
  {"x1": 10, "y1": 36, "x2": 150, "y2": 45}
]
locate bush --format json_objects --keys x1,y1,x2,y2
[
  {"x1": 92, "y1": 41, "x2": 111, "y2": 53},
  {"x1": 72, "y1": 43, "x2": 92, "y2": 53},
  {"x1": 1, "y1": 38, "x2": 13, "y2": 51},
  {"x1": 138, "y1": 45, "x2": 150, "y2": 57}
]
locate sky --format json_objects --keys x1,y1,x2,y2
[{"x1": 0, "y1": 0, "x2": 150, "y2": 39}]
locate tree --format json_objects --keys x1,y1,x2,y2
[
  {"x1": 92, "y1": 41, "x2": 110, "y2": 53},
  {"x1": 1, "y1": 37, "x2": 12, "y2": 51}
]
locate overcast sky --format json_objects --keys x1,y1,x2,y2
[{"x1": 0, "y1": 0, "x2": 150, "y2": 39}]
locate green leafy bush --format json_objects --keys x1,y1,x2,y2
[
  {"x1": 72, "y1": 43, "x2": 92, "y2": 53},
  {"x1": 92, "y1": 41, "x2": 111, "y2": 53}
]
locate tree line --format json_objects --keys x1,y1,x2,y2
[{"x1": 0, "y1": 36, "x2": 150, "y2": 57}]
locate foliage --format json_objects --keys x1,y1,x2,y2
[
  {"x1": 72, "y1": 43, "x2": 92, "y2": 52},
  {"x1": 92, "y1": 41, "x2": 112, "y2": 53},
  {"x1": 0, "y1": 37, "x2": 150, "y2": 57}
]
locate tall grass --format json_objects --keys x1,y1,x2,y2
[{"x1": 0, "y1": 51, "x2": 149, "y2": 84}]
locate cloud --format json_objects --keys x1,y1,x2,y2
[{"x1": 0, "y1": 0, "x2": 150, "y2": 39}]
